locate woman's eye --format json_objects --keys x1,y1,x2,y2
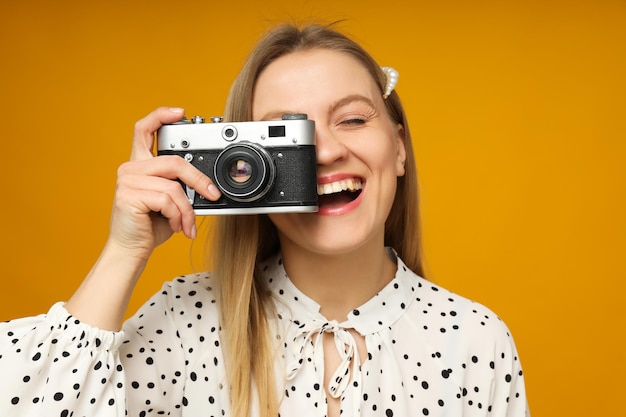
[{"x1": 342, "y1": 118, "x2": 366, "y2": 126}]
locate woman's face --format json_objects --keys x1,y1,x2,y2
[{"x1": 252, "y1": 48, "x2": 406, "y2": 255}]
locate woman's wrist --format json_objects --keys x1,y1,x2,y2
[{"x1": 65, "y1": 241, "x2": 149, "y2": 331}]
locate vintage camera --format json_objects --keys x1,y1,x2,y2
[{"x1": 157, "y1": 114, "x2": 318, "y2": 215}]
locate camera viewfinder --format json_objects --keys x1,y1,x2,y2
[{"x1": 268, "y1": 125, "x2": 286, "y2": 137}]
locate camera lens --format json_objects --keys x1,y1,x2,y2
[
  {"x1": 214, "y1": 143, "x2": 275, "y2": 202},
  {"x1": 228, "y1": 159, "x2": 253, "y2": 183}
]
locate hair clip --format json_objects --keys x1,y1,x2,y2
[{"x1": 381, "y1": 66, "x2": 399, "y2": 99}]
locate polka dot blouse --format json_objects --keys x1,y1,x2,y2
[{"x1": 0, "y1": 252, "x2": 529, "y2": 416}]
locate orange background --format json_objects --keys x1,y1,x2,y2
[{"x1": 1, "y1": 0, "x2": 624, "y2": 415}]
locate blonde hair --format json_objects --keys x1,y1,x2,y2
[{"x1": 210, "y1": 23, "x2": 425, "y2": 417}]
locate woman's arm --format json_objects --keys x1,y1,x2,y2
[{"x1": 65, "y1": 107, "x2": 221, "y2": 330}]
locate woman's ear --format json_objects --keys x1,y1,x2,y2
[{"x1": 395, "y1": 124, "x2": 407, "y2": 177}]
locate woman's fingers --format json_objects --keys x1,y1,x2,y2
[
  {"x1": 131, "y1": 107, "x2": 185, "y2": 161},
  {"x1": 114, "y1": 154, "x2": 222, "y2": 244},
  {"x1": 119, "y1": 155, "x2": 222, "y2": 201},
  {"x1": 117, "y1": 175, "x2": 195, "y2": 234}
]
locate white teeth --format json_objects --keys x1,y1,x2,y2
[{"x1": 317, "y1": 178, "x2": 363, "y2": 195}]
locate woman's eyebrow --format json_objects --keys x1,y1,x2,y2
[{"x1": 329, "y1": 94, "x2": 376, "y2": 115}]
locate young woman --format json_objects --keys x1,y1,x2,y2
[{"x1": 0, "y1": 24, "x2": 529, "y2": 417}]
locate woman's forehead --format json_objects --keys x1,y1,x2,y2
[
  {"x1": 260, "y1": 48, "x2": 373, "y2": 84},
  {"x1": 252, "y1": 49, "x2": 380, "y2": 117}
]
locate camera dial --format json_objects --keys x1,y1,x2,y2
[{"x1": 281, "y1": 113, "x2": 308, "y2": 120}]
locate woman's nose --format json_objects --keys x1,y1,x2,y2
[{"x1": 315, "y1": 126, "x2": 349, "y2": 166}]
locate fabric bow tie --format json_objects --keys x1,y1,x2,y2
[{"x1": 286, "y1": 319, "x2": 363, "y2": 402}]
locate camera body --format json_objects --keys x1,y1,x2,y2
[{"x1": 157, "y1": 114, "x2": 318, "y2": 215}]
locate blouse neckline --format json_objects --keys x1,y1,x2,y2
[{"x1": 262, "y1": 249, "x2": 418, "y2": 336}]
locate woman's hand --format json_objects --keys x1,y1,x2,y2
[
  {"x1": 65, "y1": 107, "x2": 221, "y2": 330},
  {"x1": 108, "y1": 107, "x2": 221, "y2": 260}
]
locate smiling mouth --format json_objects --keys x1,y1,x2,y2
[{"x1": 317, "y1": 178, "x2": 363, "y2": 208}]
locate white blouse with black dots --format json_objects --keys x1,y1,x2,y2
[{"x1": 0, "y1": 253, "x2": 530, "y2": 417}]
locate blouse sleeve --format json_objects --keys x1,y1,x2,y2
[
  {"x1": 487, "y1": 324, "x2": 530, "y2": 417},
  {"x1": 0, "y1": 302, "x2": 126, "y2": 416},
  {"x1": 457, "y1": 303, "x2": 531, "y2": 417},
  {"x1": 0, "y1": 276, "x2": 201, "y2": 417}
]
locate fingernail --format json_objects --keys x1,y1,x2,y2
[
  {"x1": 208, "y1": 184, "x2": 221, "y2": 199},
  {"x1": 191, "y1": 224, "x2": 197, "y2": 239},
  {"x1": 169, "y1": 107, "x2": 184, "y2": 114}
]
